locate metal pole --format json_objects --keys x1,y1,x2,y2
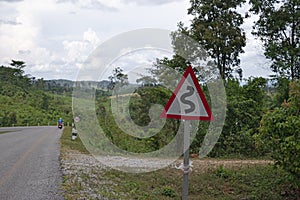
[{"x1": 182, "y1": 120, "x2": 190, "y2": 200}]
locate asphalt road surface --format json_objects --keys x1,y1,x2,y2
[{"x1": 0, "y1": 126, "x2": 64, "y2": 200}]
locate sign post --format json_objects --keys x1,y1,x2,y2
[
  {"x1": 161, "y1": 65, "x2": 213, "y2": 199},
  {"x1": 182, "y1": 120, "x2": 191, "y2": 200}
]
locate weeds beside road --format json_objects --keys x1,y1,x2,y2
[{"x1": 60, "y1": 127, "x2": 298, "y2": 200}]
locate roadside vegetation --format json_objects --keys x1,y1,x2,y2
[
  {"x1": 60, "y1": 126, "x2": 88, "y2": 154},
  {"x1": 0, "y1": 131, "x2": 11, "y2": 134},
  {"x1": 0, "y1": 60, "x2": 73, "y2": 126},
  {"x1": 60, "y1": 127, "x2": 298, "y2": 199}
]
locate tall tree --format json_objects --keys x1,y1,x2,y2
[
  {"x1": 10, "y1": 60, "x2": 26, "y2": 77},
  {"x1": 250, "y1": 0, "x2": 300, "y2": 80},
  {"x1": 8, "y1": 60, "x2": 31, "y2": 88},
  {"x1": 187, "y1": 0, "x2": 247, "y2": 79},
  {"x1": 108, "y1": 67, "x2": 129, "y2": 90},
  {"x1": 108, "y1": 67, "x2": 129, "y2": 104}
]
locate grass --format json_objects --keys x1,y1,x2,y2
[
  {"x1": 60, "y1": 126, "x2": 89, "y2": 154},
  {"x1": 0, "y1": 131, "x2": 10, "y2": 134},
  {"x1": 60, "y1": 127, "x2": 299, "y2": 200},
  {"x1": 91, "y1": 164, "x2": 298, "y2": 200}
]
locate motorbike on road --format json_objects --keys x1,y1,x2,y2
[{"x1": 58, "y1": 123, "x2": 63, "y2": 129}]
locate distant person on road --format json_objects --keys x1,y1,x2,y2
[
  {"x1": 58, "y1": 117, "x2": 63, "y2": 129},
  {"x1": 58, "y1": 117, "x2": 63, "y2": 124}
]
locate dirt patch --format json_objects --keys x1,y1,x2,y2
[{"x1": 61, "y1": 150, "x2": 273, "y2": 174}]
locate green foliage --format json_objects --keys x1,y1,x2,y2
[
  {"x1": 95, "y1": 70, "x2": 274, "y2": 158},
  {"x1": 61, "y1": 126, "x2": 89, "y2": 154},
  {"x1": 0, "y1": 63, "x2": 73, "y2": 126},
  {"x1": 108, "y1": 67, "x2": 129, "y2": 92},
  {"x1": 208, "y1": 78, "x2": 268, "y2": 157},
  {"x1": 271, "y1": 77, "x2": 290, "y2": 108},
  {"x1": 258, "y1": 80, "x2": 300, "y2": 182},
  {"x1": 215, "y1": 165, "x2": 232, "y2": 179},
  {"x1": 94, "y1": 77, "x2": 272, "y2": 158},
  {"x1": 184, "y1": 0, "x2": 247, "y2": 79},
  {"x1": 161, "y1": 186, "x2": 177, "y2": 198},
  {"x1": 0, "y1": 65, "x2": 30, "y2": 89},
  {"x1": 129, "y1": 86, "x2": 171, "y2": 126},
  {"x1": 96, "y1": 85, "x2": 181, "y2": 153}
]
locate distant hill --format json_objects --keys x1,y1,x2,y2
[
  {"x1": 0, "y1": 65, "x2": 73, "y2": 127},
  {"x1": 44, "y1": 79, "x2": 111, "y2": 91}
]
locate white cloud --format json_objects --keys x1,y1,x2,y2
[
  {"x1": 121, "y1": 0, "x2": 184, "y2": 6},
  {"x1": 0, "y1": 0, "x2": 23, "y2": 2},
  {"x1": 56, "y1": 0, "x2": 118, "y2": 11},
  {"x1": 63, "y1": 40, "x2": 89, "y2": 62},
  {"x1": 0, "y1": 19, "x2": 21, "y2": 25},
  {"x1": 83, "y1": 28, "x2": 100, "y2": 43},
  {"x1": 0, "y1": 0, "x2": 63, "y2": 78},
  {"x1": 63, "y1": 28, "x2": 100, "y2": 63},
  {"x1": 0, "y1": 0, "x2": 103, "y2": 79},
  {"x1": 0, "y1": 1, "x2": 39, "y2": 63}
]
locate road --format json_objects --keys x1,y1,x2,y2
[{"x1": 0, "y1": 126, "x2": 64, "y2": 200}]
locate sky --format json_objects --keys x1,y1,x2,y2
[{"x1": 0, "y1": 0, "x2": 273, "y2": 81}]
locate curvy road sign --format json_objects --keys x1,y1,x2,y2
[{"x1": 160, "y1": 65, "x2": 213, "y2": 121}]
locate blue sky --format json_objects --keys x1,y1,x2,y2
[{"x1": 0, "y1": 0, "x2": 273, "y2": 80}]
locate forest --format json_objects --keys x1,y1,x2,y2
[{"x1": 0, "y1": 60, "x2": 73, "y2": 126}]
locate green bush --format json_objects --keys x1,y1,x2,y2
[
  {"x1": 258, "y1": 81, "x2": 300, "y2": 184},
  {"x1": 161, "y1": 186, "x2": 177, "y2": 198}
]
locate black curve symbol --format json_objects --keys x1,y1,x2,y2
[{"x1": 180, "y1": 86, "x2": 196, "y2": 114}]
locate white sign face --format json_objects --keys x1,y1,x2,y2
[
  {"x1": 166, "y1": 74, "x2": 208, "y2": 117},
  {"x1": 74, "y1": 116, "x2": 80, "y2": 123},
  {"x1": 161, "y1": 66, "x2": 213, "y2": 121}
]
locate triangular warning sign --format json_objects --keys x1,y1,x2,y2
[{"x1": 160, "y1": 65, "x2": 213, "y2": 121}]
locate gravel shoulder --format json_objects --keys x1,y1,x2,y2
[
  {"x1": 60, "y1": 149, "x2": 273, "y2": 199},
  {"x1": 62, "y1": 150, "x2": 273, "y2": 173}
]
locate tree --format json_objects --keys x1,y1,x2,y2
[
  {"x1": 271, "y1": 77, "x2": 290, "y2": 108},
  {"x1": 136, "y1": 75, "x2": 157, "y2": 86},
  {"x1": 10, "y1": 60, "x2": 26, "y2": 77},
  {"x1": 186, "y1": 0, "x2": 247, "y2": 79},
  {"x1": 209, "y1": 78, "x2": 268, "y2": 157},
  {"x1": 6, "y1": 60, "x2": 31, "y2": 88},
  {"x1": 249, "y1": 0, "x2": 300, "y2": 80},
  {"x1": 258, "y1": 80, "x2": 300, "y2": 181},
  {"x1": 9, "y1": 112, "x2": 17, "y2": 125},
  {"x1": 108, "y1": 67, "x2": 129, "y2": 92},
  {"x1": 41, "y1": 93, "x2": 49, "y2": 110},
  {"x1": 108, "y1": 67, "x2": 129, "y2": 110}
]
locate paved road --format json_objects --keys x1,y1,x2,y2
[{"x1": 0, "y1": 127, "x2": 64, "y2": 200}]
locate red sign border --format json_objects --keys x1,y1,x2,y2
[{"x1": 160, "y1": 65, "x2": 213, "y2": 121}]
